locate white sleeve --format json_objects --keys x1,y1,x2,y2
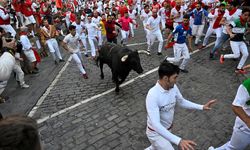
[
  {"x1": 63, "y1": 35, "x2": 69, "y2": 43},
  {"x1": 232, "y1": 85, "x2": 249, "y2": 107},
  {"x1": 175, "y1": 86, "x2": 204, "y2": 110},
  {"x1": 146, "y1": 92, "x2": 182, "y2": 145},
  {"x1": 146, "y1": 17, "x2": 151, "y2": 26},
  {"x1": 20, "y1": 36, "x2": 32, "y2": 50},
  {"x1": 0, "y1": 9, "x2": 9, "y2": 20}
]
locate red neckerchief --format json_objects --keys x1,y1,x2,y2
[
  {"x1": 229, "y1": 8, "x2": 237, "y2": 16},
  {"x1": 182, "y1": 23, "x2": 189, "y2": 31},
  {"x1": 129, "y1": 10, "x2": 132, "y2": 13},
  {"x1": 19, "y1": 31, "x2": 27, "y2": 36},
  {"x1": 145, "y1": 10, "x2": 149, "y2": 14},
  {"x1": 240, "y1": 16, "x2": 246, "y2": 26},
  {"x1": 153, "y1": 15, "x2": 158, "y2": 19},
  {"x1": 175, "y1": 5, "x2": 180, "y2": 12}
]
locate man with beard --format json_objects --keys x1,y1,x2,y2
[
  {"x1": 104, "y1": 14, "x2": 121, "y2": 44},
  {"x1": 145, "y1": 61, "x2": 216, "y2": 150}
]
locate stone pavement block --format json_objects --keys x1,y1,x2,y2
[{"x1": 88, "y1": 133, "x2": 105, "y2": 145}]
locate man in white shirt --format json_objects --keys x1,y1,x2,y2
[
  {"x1": 208, "y1": 78, "x2": 250, "y2": 150},
  {"x1": 140, "y1": 5, "x2": 152, "y2": 52},
  {"x1": 170, "y1": 0, "x2": 184, "y2": 29},
  {"x1": 146, "y1": 8, "x2": 163, "y2": 55},
  {"x1": 145, "y1": 61, "x2": 216, "y2": 150},
  {"x1": 19, "y1": 26, "x2": 38, "y2": 74},
  {"x1": 85, "y1": 14, "x2": 100, "y2": 59},
  {"x1": 72, "y1": 17, "x2": 89, "y2": 57},
  {"x1": 62, "y1": 25, "x2": 88, "y2": 79},
  {"x1": 128, "y1": 5, "x2": 137, "y2": 38},
  {"x1": 92, "y1": 11, "x2": 103, "y2": 47}
]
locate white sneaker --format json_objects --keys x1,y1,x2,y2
[
  {"x1": 21, "y1": 84, "x2": 30, "y2": 88},
  {"x1": 208, "y1": 146, "x2": 215, "y2": 150}
]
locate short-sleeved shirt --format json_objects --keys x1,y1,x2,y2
[
  {"x1": 85, "y1": 22, "x2": 98, "y2": 38},
  {"x1": 63, "y1": 34, "x2": 80, "y2": 53},
  {"x1": 118, "y1": 17, "x2": 133, "y2": 31},
  {"x1": 140, "y1": 10, "x2": 152, "y2": 27},
  {"x1": 232, "y1": 78, "x2": 250, "y2": 129},
  {"x1": 146, "y1": 16, "x2": 161, "y2": 33},
  {"x1": 229, "y1": 18, "x2": 248, "y2": 41},
  {"x1": 172, "y1": 24, "x2": 192, "y2": 44}
]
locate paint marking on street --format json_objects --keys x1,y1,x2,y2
[
  {"x1": 36, "y1": 42, "x2": 215, "y2": 124},
  {"x1": 28, "y1": 56, "x2": 73, "y2": 117}
]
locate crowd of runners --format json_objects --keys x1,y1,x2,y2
[{"x1": 0, "y1": 0, "x2": 249, "y2": 149}]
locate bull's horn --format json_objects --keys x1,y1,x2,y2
[
  {"x1": 121, "y1": 55, "x2": 128, "y2": 62},
  {"x1": 137, "y1": 50, "x2": 151, "y2": 55}
]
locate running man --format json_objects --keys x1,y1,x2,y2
[{"x1": 145, "y1": 61, "x2": 216, "y2": 150}]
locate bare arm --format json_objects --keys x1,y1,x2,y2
[{"x1": 232, "y1": 105, "x2": 250, "y2": 128}]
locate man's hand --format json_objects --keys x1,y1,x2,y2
[
  {"x1": 179, "y1": 139, "x2": 197, "y2": 150},
  {"x1": 229, "y1": 33, "x2": 235, "y2": 39},
  {"x1": 203, "y1": 99, "x2": 217, "y2": 110}
]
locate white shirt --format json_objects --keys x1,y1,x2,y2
[
  {"x1": 146, "y1": 82, "x2": 203, "y2": 145},
  {"x1": 31, "y1": 2, "x2": 38, "y2": 12},
  {"x1": 92, "y1": 16, "x2": 101, "y2": 26},
  {"x1": 20, "y1": 35, "x2": 32, "y2": 51},
  {"x1": 63, "y1": 33, "x2": 81, "y2": 53},
  {"x1": 0, "y1": 6, "x2": 9, "y2": 21},
  {"x1": 128, "y1": 9, "x2": 137, "y2": 20},
  {"x1": 222, "y1": 9, "x2": 242, "y2": 34},
  {"x1": 146, "y1": 16, "x2": 161, "y2": 32},
  {"x1": 72, "y1": 21, "x2": 86, "y2": 38},
  {"x1": 171, "y1": 6, "x2": 184, "y2": 23},
  {"x1": 159, "y1": 7, "x2": 166, "y2": 20},
  {"x1": 140, "y1": 9, "x2": 152, "y2": 27},
  {"x1": 85, "y1": 22, "x2": 98, "y2": 38},
  {"x1": 232, "y1": 84, "x2": 250, "y2": 131}
]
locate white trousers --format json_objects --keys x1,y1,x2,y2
[
  {"x1": 72, "y1": 51, "x2": 86, "y2": 74},
  {"x1": 97, "y1": 30, "x2": 102, "y2": 46},
  {"x1": 203, "y1": 27, "x2": 222, "y2": 46},
  {"x1": 224, "y1": 41, "x2": 248, "y2": 69},
  {"x1": 161, "y1": 19, "x2": 166, "y2": 30},
  {"x1": 13, "y1": 64, "x2": 25, "y2": 85},
  {"x1": 46, "y1": 38, "x2": 63, "y2": 60},
  {"x1": 192, "y1": 24, "x2": 205, "y2": 44},
  {"x1": 129, "y1": 23, "x2": 135, "y2": 37},
  {"x1": 145, "y1": 127, "x2": 175, "y2": 150},
  {"x1": 215, "y1": 118, "x2": 250, "y2": 150},
  {"x1": 121, "y1": 30, "x2": 130, "y2": 45},
  {"x1": 80, "y1": 36, "x2": 89, "y2": 54},
  {"x1": 88, "y1": 37, "x2": 98, "y2": 57},
  {"x1": 148, "y1": 30, "x2": 163, "y2": 52},
  {"x1": 167, "y1": 43, "x2": 190, "y2": 70},
  {"x1": 144, "y1": 26, "x2": 150, "y2": 48},
  {"x1": 0, "y1": 24, "x2": 16, "y2": 37}
]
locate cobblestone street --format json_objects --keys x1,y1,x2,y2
[{"x1": 1, "y1": 24, "x2": 250, "y2": 150}]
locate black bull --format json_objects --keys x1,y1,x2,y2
[{"x1": 97, "y1": 43, "x2": 150, "y2": 92}]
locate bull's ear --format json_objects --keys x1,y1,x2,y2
[{"x1": 121, "y1": 55, "x2": 128, "y2": 62}]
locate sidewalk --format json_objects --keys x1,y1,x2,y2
[{"x1": 0, "y1": 50, "x2": 70, "y2": 116}]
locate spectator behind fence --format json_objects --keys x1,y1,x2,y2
[{"x1": 0, "y1": 115, "x2": 42, "y2": 150}]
